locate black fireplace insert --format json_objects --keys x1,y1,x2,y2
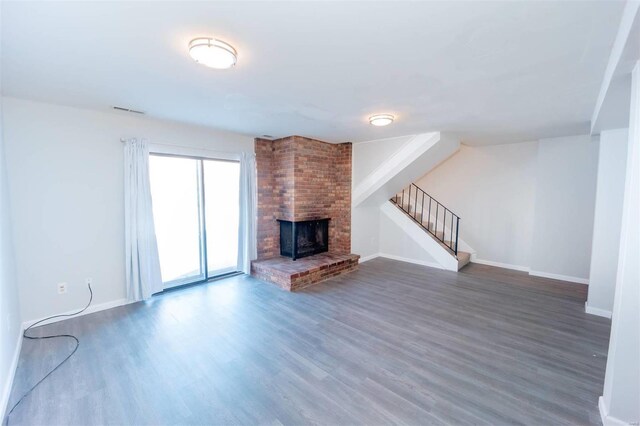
[{"x1": 278, "y1": 218, "x2": 330, "y2": 260}]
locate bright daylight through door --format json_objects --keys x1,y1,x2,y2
[{"x1": 149, "y1": 154, "x2": 240, "y2": 288}]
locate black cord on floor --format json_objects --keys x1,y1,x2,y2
[{"x1": 5, "y1": 283, "x2": 93, "y2": 424}]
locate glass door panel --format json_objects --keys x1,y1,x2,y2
[
  {"x1": 149, "y1": 155, "x2": 205, "y2": 287},
  {"x1": 203, "y1": 160, "x2": 240, "y2": 276}
]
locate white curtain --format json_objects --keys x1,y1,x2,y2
[
  {"x1": 123, "y1": 138, "x2": 163, "y2": 301},
  {"x1": 237, "y1": 152, "x2": 257, "y2": 274}
]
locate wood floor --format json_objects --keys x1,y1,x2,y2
[{"x1": 6, "y1": 258, "x2": 611, "y2": 425}]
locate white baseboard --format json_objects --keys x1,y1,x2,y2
[
  {"x1": 529, "y1": 270, "x2": 589, "y2": 285},
  {"x1": 358, "y1": 253, "x2": 380, "y2": 263},
  {"x1": 1, "y1": 326, "x2": 24, "y2": 421},
  {"x1": 372, "y1": 254, "x2": 590, "y2": 286},
  {"x1": 585, "y1": 303, "x2": 613, "y2": 319},
  {"x1": 472, "y1": 260, "x2": 591, "y2": 285},
  {"x1": 472, "y1": 258, "x2": 530, "y2": 272},
  {"x1": 22, "y1": 298, "x2": 132, "y2": 329},
  {"x1": 378, "y1": 253, "x2": 444, "y2": 269},
  {"x1": 599, "y1": 396, "x2": 630, "y2": 426}
]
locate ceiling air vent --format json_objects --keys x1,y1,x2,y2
[{"x1": 112, "y1": 106, "x2": 145, "y2": 114}]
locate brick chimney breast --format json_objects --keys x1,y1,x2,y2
[{"x1": 255, "y1": 135, "x2": 352, "y2": 260}]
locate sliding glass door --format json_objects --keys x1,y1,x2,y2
[
  {"x1": 149, "y1": 154, "x2": 240, "y2": 289},
  {"x1": 203, "y1": 159, "x2": 240, "y2": 277}
]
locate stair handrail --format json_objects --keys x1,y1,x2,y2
[{"x1": 390, "y1": 183, "x2": 461, "y2": 256}]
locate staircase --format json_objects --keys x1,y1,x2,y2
[{"x1": 391, "y1": 183, "x2": 471, "y2": 270}]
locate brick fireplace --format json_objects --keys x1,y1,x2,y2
[{"x1": 251, "y1": 135, "x2": 359, "y2": 290}]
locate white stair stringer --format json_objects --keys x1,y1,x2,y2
[
  {"x1": 352, "y1": 132, "x2": 460, "y2": 208},
  {"x1": 380, "y1": 201, "x2": 475, "y2": 271}
]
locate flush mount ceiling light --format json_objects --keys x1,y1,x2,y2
[
  {"x1": 189, "y1": 37, "x2": 237, "y2": 69},
  {"x1": 369, "y1": 114, "x2": 395, "y2": 126}
]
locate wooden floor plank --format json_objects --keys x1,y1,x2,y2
[{"x1": 5, "y1": 258, "x2": 610, "y2": 425}]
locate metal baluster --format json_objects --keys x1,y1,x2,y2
[
  {"x1": 443, "y1": 207, "x2": 448, "y2": 244},
  {"x1": 409, "y1": 185, "x2": 413, "y2": 214},
  {"x1": 420, "y1": 192, "x2": 425, "y2": 227},
  {"x1": 442, "y1": 206, "x2": 446, "y2": 242},
  {"x1": 455, "y1": 217, "x2": 460, "y2": 255},
  {"x1": 435, "y1": 203, "x2": 439, "y2": 239},
  {"x1": 450, "y1": 212, "x2": 454, "y2": 249},
  {"x1": 395, "y1": 183, "x2": 462, "y2": 256},
  {"x1": 443, "y1": 208, "x2": 448, "y2": 247}
]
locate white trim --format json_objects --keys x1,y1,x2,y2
[
  {"x1": 599, "y1": 396, "x2": 630, "y2": 426},
  {"x1": 591, "y1": 0, "x2": 640, "y2": 134},
  {"x1": 1, "y1": 327, "x2": 23, "y2": 421},
  {"x1": 352, "y1": 132, "x2": 448, "y2": 206},
  {"x1": 585, "y1": 302, "x2": 613, "y2": 319},
  {"x1": 378, "y1": 253, "x2": 444, "y2": 269},
  {"x1": 471, "y1": 259, "x2": 590, "y2": 285},
  {"x1": 22, "y1": 298, "x2": 132, "y2": 329},
  {"x1": 358, "y1": 253, "x2": 380, "y2": 263},
  {"x1": 148, "y1": 143, "x2": 241, "y2": 162},
  {"x1": 528, "y1": 270, "x2": 589, "y2": 285},
  {"x1": 472, "y1": 258, "x2": 530, "y2": 272}
]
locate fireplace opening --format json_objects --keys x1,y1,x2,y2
[{"x1": 278, "y1": 218, "x2": 330, "y2": 260}]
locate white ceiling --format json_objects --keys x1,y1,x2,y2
[{"x1": 1, "y1": 1, "x2": 625, "y2": 145}]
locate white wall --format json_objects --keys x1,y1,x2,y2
[
  {"x1": 0, "y1": 112, "x2": 21, "y2": 420},
  {"x1": 351, "y1": 206, "x2": 380, "y2": 260},
  {"x1": 378, "y1": 205, "x2": 441, "y2": 268},
  {"x1": 413, "y1": 135, "x2": 599, "y2": 282},
  {"x1": 529, "y1": 135, "x2": 599, "y2": 282},
  {"x1": 351, "y1": 135, "x2": 416, "y2": 260},
  {"x1": 416, "y1": 142, "x2": 537, "y2": 270},
  {"x1": 601, "y1": 61, "x2": 640, "y2": 426},
  {"x1": 351, "y1": 133, "x2": 460, "y2": 264},
  {"x1": 354, "y1": 134, "x2": 599, "y2": 280},
  {"x1": 2, "y1": 97, "x2": 254, "y2": 323},
  {"x1": 586, "y1": 128, "x2": 628, "y2": 317},
  {"x1": 0, "y1": 3, "x2": 23, "y2": 416},
  {"x1": 352, "y1": 136, "x2": 411, "y2": 184}
]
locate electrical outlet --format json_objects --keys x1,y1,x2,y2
[
  {"x1": 57, "y1": 282, "x2": 67, "y2": 294},
  {"x1": 85, "y1": 277, "x2": 93, "y2": 286}
]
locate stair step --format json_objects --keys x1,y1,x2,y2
[
  {"x1": 457, "y1": 251, "x2": 471, "y2": 270},
  {"x1": 398, "y1": 208, "x2": 432, "y2": 228},
  {"x1": 434, "y1": 230, "x2": 456, "y2": 241},
  {"x1": 398, "y1": 207, "x2": 442, "y2": 231}
]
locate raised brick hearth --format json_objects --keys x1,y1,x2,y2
[
  {"x1": 252, "y1": 135, "x2": 358, "y2": 290},
  {"x1": 251, "y1": 253, "x2": 360, "y2": 291}
]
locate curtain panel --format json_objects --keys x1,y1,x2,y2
[{"x1": 123, "y1": 138, "x2": 163, "y2": 300}]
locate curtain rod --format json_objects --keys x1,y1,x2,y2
[{"x1": 119, "y1": 137, "x2": 249, "y2": 159}]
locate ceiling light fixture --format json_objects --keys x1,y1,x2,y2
[
  {"x1": 189, "y1": 37, "x2": 237, "y2": 69},
  {"x1": 369, "y1": 114, "x2": 394, "y2": 126},
  {"x1": 112, "y1": 106, "x2": 145, "y2": 114}
]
